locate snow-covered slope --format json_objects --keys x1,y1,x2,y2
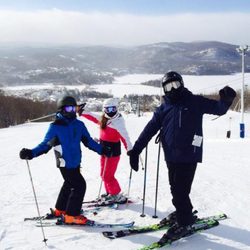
[{"x1": 0, "y1": 109, "x2": 250, "y2": 250}]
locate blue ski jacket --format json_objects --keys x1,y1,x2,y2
[
  {"x1": 31, "y1": 113, "x2": 103, "y2": 169},
  {"x1": 133, "y1": 88, "x2": 232, "y2": 163}
]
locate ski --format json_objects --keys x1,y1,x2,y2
[
  {"x1": 24, "y1": 203, "x2": 118, "y2": 221},
  {"x1": 83, "y1": 199, "x2": 134, "y2": 208},
  {"x1": 102, "y1": 213, "x2": 227, "y2": 239},
  {"x1": 83, "y1": 195, "x2": 140, "y2": 207},
  {"x1": 84, "y1": 202, "x2": 119, "y2": 214},
  {"x1": 82, "y1": 195, "x2": 129, "y2": 204},
  {"x1": 138, "y1": 219, "x2": 220, "y2": 250},
  {"x1": 82, "y1": 198, "x2": 104, "y2": 204},
  {"x1": 36, "y1": 218, "x2": 135, "y2": 229}
]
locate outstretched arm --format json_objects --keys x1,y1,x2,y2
[
  {"x1": 78, "y1": 103, "x2": 101, "y2": 124},
  {"x1": 133, "y1": 111, "x2": 162, "y2": 154},
  {"x1": 129, "y1": 110, "x2": 162, "y2": 172},
  {"x1": 31, "y1": 124, "x2": 57, "y2": 157},
  {"x1": 112, "y1": 115, "x2": 133, "y2": 151},
  {"x1": 81, "y1": 123, "x2": 103, "y2": 154},
  {"x1": 80, "y1": 111, "x2": 101, "y2": 125},
  {"x1": 199, "y1": 86, "x2": 236, "y2": 116}
]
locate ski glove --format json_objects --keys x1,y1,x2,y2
[
  {"x1": 19, "y1": 148, "x2": 33, "y2": 160},
  {"x1": 77, "y1": 103, "x2": 87, "y2": 116},
  {"x1": 219, "y1": 86, "x2": 236, "y2": 104},
  {"x1": 102, "y1": 146, "x2": 112, "y2": 158},
  {"x1": 128, "y1": 149, "x2": 139, "y2": 172}
]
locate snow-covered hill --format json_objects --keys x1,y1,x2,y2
[
  {"x1": 0, "y1": 42, "x2": 249, "y2": 85},
  {"x1": 3, "y1": 73, "x2": 250, "y2": 103},
  {"x1": 0, "y1": 109, "x2": 250, "y2": 250}
]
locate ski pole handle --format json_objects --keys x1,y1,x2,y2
[{"x1": 139, "y1": 155, "x2": 144, "y2": 170}]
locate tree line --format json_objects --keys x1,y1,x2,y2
[
  {"x1": 0, "y1": 89, "x2": 243, "y2": 128},
  {"x1": 0, "y1": 90, "x2": 56, "y2": 128}
]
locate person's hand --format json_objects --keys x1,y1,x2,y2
[
  {"x1": 77, "y1": 103, "x2": 87, "y2": 116},
  {"x1": 19, "y1": 148, "x2": 33, "y2": 160},
  {"x1": 127, "y1": 150, "x2": 132, "y2": 156},
  {"x1": 102, "y1": 146, "x2": 112, "y2": 158},
  {"x1": 219, "y1": 86, "x2": 236, "y2": 103},
  {"x1": 128, "y1": 149, "x2": 139, "y2": 172}
]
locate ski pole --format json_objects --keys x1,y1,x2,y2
[
  {"x1": 25, "y1": 160, "x2": 48, "y2": 245},
  {"x1": 226, "y1": 117, "x2": 232, "y2": 138},
  {"x1": 27, "y1": 112, "x2": 56, "y2": 122},
  {"x1": 139, "y1": 155, "x2": 144, "y2": 170},
  {"x1": 152, "y1": 132, "x2": 161, "y2": 218},
  {"x1": 152, "y1": 141, "x2": 161, "y2": 218},
  {"x1": 140, "y1": 145, "x2": 148, "y2": 217},
  {"x1": 126, "y1": 168, "x2": 133, "y2": 206},
  {"x1": 97, "y1": 156, "x2": 109, "y2": 199}
]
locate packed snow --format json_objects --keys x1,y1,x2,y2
[{"x1": 1, "y1": 74, "x2": 250, "y2": 250}]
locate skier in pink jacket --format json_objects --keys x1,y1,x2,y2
[{"x1": 78, "y1": 98, "x2": 132, "y2": 203}]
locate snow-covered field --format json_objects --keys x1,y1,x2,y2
[
  {"x1": 1, "y1": 74, "x2": 250, "y2": 250},
  {"x1": 93, "y1": 73, "x2": 250, "y2": 97},
  {"x1": 0, "y1": 109, "x2": 250, "y2": 250}
]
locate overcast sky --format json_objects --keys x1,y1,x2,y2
[{"x1": 0, "y1": 0, "x2": 250, "y2": 46}]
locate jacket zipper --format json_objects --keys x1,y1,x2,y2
[{"x1": 179, "y1": 110, "x2": 182, "y2": 128}]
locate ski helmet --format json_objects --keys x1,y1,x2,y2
[
  {"x1": 57, "y1": 96, "x2": 77, "y2": 110},
  {"x1": 162, "y1": 71, "x2": 184, "y2": 87},
  {"x1": 103, "y1": 98, "x2": 119, "y2": 109},
  {"x1": 103, "y1": 98, "x2": 119, "y2": 118},
  {"x1": 162, "y1": 71, "x2": 184, "y2": 102}
]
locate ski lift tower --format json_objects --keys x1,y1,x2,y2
[{"x1": 236, "y1": 45, "x2": 249, "y2": 138}]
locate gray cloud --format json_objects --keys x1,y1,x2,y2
[{"x1": 0, "y1": 9, "x2": 249, "y2": 45}]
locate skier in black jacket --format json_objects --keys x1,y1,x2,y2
[{"x1": 128, "y1": 71, "x2": 236, "y2": 240}]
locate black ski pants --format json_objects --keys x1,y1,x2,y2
[
  {"x1": 55, "y1": 167, "x2": 86, "y2": 216},
  {"x1": 167, "y1": 162, "x2": 197, "y2": 226}
]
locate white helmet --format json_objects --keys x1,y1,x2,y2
[
  {"x1": 102, "y1": 98, "x2": 119, "y2": 118},
  {"x1": 103, "y1": 98, "x2": 119, "y2": 109}
]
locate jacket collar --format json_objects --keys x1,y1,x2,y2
[
  {"x1": 163, "y1": 87, "x2": 191, "y2": 104},
  {"x1": 54, "y1": 112, "x2": 76, "y2": 125}
]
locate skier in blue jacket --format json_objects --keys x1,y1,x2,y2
[
  {"x1": 129, "y1": 71, "x2": 236, "y2": 240},
  {"x1": 19, "y1": 95, "x2": 111, "y2": 225}
]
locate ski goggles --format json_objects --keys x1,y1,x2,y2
[
  {"x1": 104, "y1": 106, "x2": 117, "y2": 113},
  {"x1": 163, "y1": 81, "x2": 181, "y2": 92},
  {"x1": 63, "y1": 105, "x2": 76, "y2": 113}
]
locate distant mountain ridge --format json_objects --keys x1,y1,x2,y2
[{"x1": 0, "y1": 41, "x2": 249, "y2": 86}]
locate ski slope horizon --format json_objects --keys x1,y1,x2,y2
[{"x1": 1, "y1": 107, "x2": 250, "y2": 249}]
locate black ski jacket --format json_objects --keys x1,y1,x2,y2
[{"x1": 133, "y1": 88, "x2": 232, "y2": 163}]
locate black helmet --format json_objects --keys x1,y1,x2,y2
[
  {"x1": 57, "y1": 96, "x2": 77, "y2": 110},
  {"x1": 162, "y1": 71, "x2": 184, "y2": 87}
]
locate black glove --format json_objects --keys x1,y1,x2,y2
[
  {"x1": 19, "y1": 148, "x2": 33, "y2": 160},
  {"x1": 219, "y1": 86, "x2": 236, "y2": 103},
  {"x1": 128, "y1": 149, "x2": 139, "y2": 172},
  {"x1": 77, "y1": 103, "x2": 86, "y2": 116},
  {"x1": 102, "y1": 146, "x2": 112, "y2": 158}
]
